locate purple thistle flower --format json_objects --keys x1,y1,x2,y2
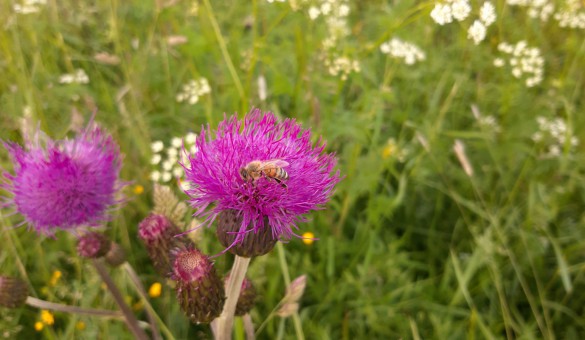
[
  {"x1": 184, "y1": 109, "x2": 340, "y2": 254},
  {"x1": 1, "y1": 122, "x2": 124, "y2": 235}
]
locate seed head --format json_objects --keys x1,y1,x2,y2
[{"x1": 77, "y1": 232, "x2": 111, "y2": 258}]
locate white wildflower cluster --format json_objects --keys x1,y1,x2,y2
[
  {"x1": 431, "y1": 0, "x2": 472, "y2": 25},
  {"x1": 471, "y1": 105, "x2": 501, "y2": 133},
  {"x1": 431, "y1": 1, "x2": 497, "y2": 45},
  {"x1": 494, "y1": 41, "x2": 544, "y2": 87},
  {"x1": 380, "y1": 38, "x2": 426, "y2": 65},
  {"x1": 532, "y1": 116, "x2": 579, "y2": 157},
  {"x1": 554, "y1": 0, "x2": 585, "y2": 29},
  {"x1": 323, "y1": 55, "x2": 360, "y2": 80},
  {"x1": 59, "y1": 69, "x2": 89, "y2": 85},
  {"x1": 506, "y1": 0, "x2": 555, "y2": 21},
  {"x1": 13, "y1": 0, "x2": 46, "y2": 14},
  {"x1": 266, "y1": 0, "x2": 286, "y2": 3},
  {"x1": 307, "y1": 0, "x2": 351, "y2": 23},
  {"x1": 176, "y1": 78, "x2": 211, "y2": 105},
  {"x1": 150, "y1": 132, "x2": 198, "y2": 189},
  {"x1": 507, "y1": 0, "x2": 585, "y2": 28},
  {"x1": 305, "y1": 0, "x2": 360, "y2": 80}
]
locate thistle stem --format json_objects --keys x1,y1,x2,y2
[
  {"x1": 123, "y1": 262, "x2": 163, "y2": 340},
  {"x1": 243, "y1": 313, "x2": 256, "y2": 340},
  {"x1": 216, "y1": 255, "x2": 251, "y2": 340},
  {"x1": 25, "y1": 297, "x2": 123, "y2": 318},
  {"x1": 92, "y1": 259, "x2": 150, "y2": 340}
]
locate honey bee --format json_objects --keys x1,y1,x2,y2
[{"x1": 239, "y1": 159, "x2": 289, "y2": 187}]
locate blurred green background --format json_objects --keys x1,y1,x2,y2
[{"x1": 1, "y1": 0, "x2": 584, "y2": 338}]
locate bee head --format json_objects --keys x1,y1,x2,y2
[{"x1": 239, "y1": 167, "x2": 248, "y2": 181}]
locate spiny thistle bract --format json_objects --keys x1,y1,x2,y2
[
  {"x1": 0, "y1": 123, "x2": 124, "y2": 235},
  {"x1": 138, "y1": 214, "x2": 192, "y2": 276},
  {"x1": 0, "y1": 276, "x2": 29, "y2": 308},
  {"x1": 77, "y1": 232, "x2": 111, "y2": 259},
  {"x1": 104, "y1": 242, "x2": 126, "y2": 267},
  {"x1": 184, "y1": 109, "x2": 340, "y2": 256},
  {"x1": 171, "y1": 247, "x2": 225, "y2": 324}
]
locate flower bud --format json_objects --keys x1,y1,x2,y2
[
  {"x1": 77, "y1": 232, "x2": 111, "y2": 258},
  {"x1": 171, "y1": 247, "x2": 225, "y2": 323},
  {"x1": 105, "y1": 242, "x2": 126, "y2": 267},
  {"x1": 225, "y1": 273, "x2": 256, "y2": 316},
  {"x1": 0, "y1": 276, "x2": 28, "y2": 308},
  {"x1": 138, "y1": 214, "x2": 191, "y2": 276},
  {"x1": 217, "y1": 210, "x2": 276, "y2": 257}
]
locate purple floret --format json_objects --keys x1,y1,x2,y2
[
  {"x1": 184, "y1": 109, "x2": 340, "y2": 250},
  {"x1": 1, "y1": 123, "x2": 124, "y2": 235}
]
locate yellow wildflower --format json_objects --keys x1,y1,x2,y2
[
  {"x1": 133, "y1": 184, "x2": 145, "y2": 195},
  {"x1": 40, "y1": 310, "x2": 54, "y2": 325},
  {"x1": 49, "y1": 270, "x2": 62, "y2": 286},
  {"x1": 302, "y1": 232, "x2": 315, "y2": 245},
  {"x1": 34, "y1": 322, "x2": 44, "y2": 332},
  {"x1": 148, "y1": 282, "x2": 162, "y2": 298},
  {"x1": 132, "y1": 300, "x2": 144, "y2": 311},
  {"x1": 382, "y1": 138, "x2": 398, "y2": 159},
  {"x1": 76, "y1": 321, "x2": 86, "y2": 330}
]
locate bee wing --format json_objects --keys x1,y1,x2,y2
[{"x1": 259, "y1": 159, "x2": 289, "y2": 169}]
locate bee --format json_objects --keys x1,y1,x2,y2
[{"x1": 239, "y1": 159, "x2": 289, "y2": 187}]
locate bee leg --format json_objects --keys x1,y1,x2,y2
[{"x1": 273, "y1": 177, "x2": 287, "y2": 189}]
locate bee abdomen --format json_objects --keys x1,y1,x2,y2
[{"x1": 279, "y1": 168, "x2": 289, "y2": 180}]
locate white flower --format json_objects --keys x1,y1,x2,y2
[
  {"x1": 176, "y1": 78, "x2": 211, "y2": 105},
  {"x1": 493, "y1": 58, "x2": 505, "y2": 67},
  {"x1": 431, "y1": 4, "x2": 453, "y2": 25},
  {"x1": 180, "y1": 181, "x2": 191, "y2": 191},
  {"x1": 172, "y1": 167, "x2": 183, "y2": 177},
  {"x1": 151, "y1": 154, "x2": 162, "y2": 165},
  {"x1": 308, "y1": 6, "x2": 320, "y2": 20},
  {"x1": 151, "y1": 141, "x2": 164, "y2": 153},
  {"x1": 380, "y1": 38, "x2": 426, "y2": 65},
  {"x1": 480, "y1": 2, "x2": 497, "y2": 26},
  {"x1": 171, "y1": 137, "x2": 182, "y2": 148},
  {"x1": 467, "y1": 20, "x2": 487, "y2": 44},
  {"x1": 451, "y1": 0, "x2": 472, "y2": 21},
  {"x1": 150, "y1": 171, "x2": 161, "y2": 182},
  {"x1": 185, "y1": 132, "x2": 197, "y2": 144},
  {"x1": 338, "y1": 4, "x2": 350, "y2": 17},
  {"x1": 162, "y1": 160, "x2": 174, "y2": 171},
  {"x1": 320, "y1": 3, "x2": 332, "y2": 15},
  {"x1": 161, "y1": 172, "x2": 172, "y2": 182}
]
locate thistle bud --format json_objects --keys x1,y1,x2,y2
[
  {"x1": 138, "y1": 214, "x2": 191, "y2": 276},
  {"x1": 225, "y1": 273, "x2": 257, "y2": 316},
  {"x1": 217, "y1": 210, "x2": 276, "y2": 257},
  {"x1": 77, "y1": 232, "x2": 111, "y2": 258},
  {"x1": 0, "y1": 276, "x2": 28, "y2": 308},
  {"x1": 171, "y1": 247, "x2": 225, "y2": 323},
  {"x1": 105, "y1": 242, "x2": 126, "y2": 267}
]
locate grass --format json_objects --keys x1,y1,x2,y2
[{"x1": 1, "y1": 0, "x2": 585, "y2": 338}]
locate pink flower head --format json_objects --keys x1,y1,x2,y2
[
  {"x1": 1, "y1": 122, "x2": 124, "y2": 235},
  {"x1": 184, "y1": 109, "x2": 340, "y2": 252}
]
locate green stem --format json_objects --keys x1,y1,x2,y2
[
  {"x1": 25, "y1": 297, "x2": 123, "y2": 318},
  {"x1": 92, "y1": 259, "x2": 149, "y2": 340},
  {"x1": 202, "y1": 0, "x2": 246, "y2": 109},
  {"x1": 276, "y1": 243, "x2": 305, "y2": 340},
  {"x1": 216, "y1": 256, "x2": 251, "y2": 340}
]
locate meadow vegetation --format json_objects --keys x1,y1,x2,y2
[{"x1": 1, "y1": 0, "x2": 584, "y2": 338}]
